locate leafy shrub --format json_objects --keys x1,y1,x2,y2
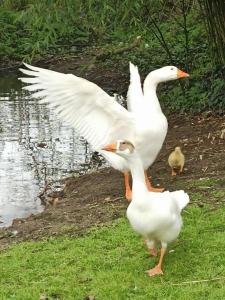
[{"x1": 0, "y1": 0, "x2": 224, "y2": 113}]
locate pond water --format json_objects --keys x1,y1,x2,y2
[{"x1": 0, "y1": 72, "x2": 103, "y2": 227}]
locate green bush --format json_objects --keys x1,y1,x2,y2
[{"x1": 0, "y1": 0, "x2": 224, "y2": 113}]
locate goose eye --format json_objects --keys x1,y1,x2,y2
[{"x1": 170, "y1": 67, "x2": 174, "y2": 70}]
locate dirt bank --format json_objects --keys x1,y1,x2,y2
[{"x1": 0, "y1": 111, "x2": 224, "y2": 250}]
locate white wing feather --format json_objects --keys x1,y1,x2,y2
[
  {"x1": 127, "y1": 62, "x2": 144, "y2": 112},
  {"x1": 19, "y1": 63, "x2": 136, "y2": 152}
]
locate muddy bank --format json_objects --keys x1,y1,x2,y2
[
  {"x1": 1, "y1": 54, "x2": 129, "y2": 99},
  {"x1": 0, "y1": 113, "x2": 224, "y2": 250}
]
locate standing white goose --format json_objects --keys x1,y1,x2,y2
[
  {"x1": 19, "y1": 63, "x2": 189, "y2": 200},
  {"x1": 102, "y1": 140, "x2": 189, "y2": 276},
  {"x1": 125, "y1": 62, "x2": 189, "y2": 198}
]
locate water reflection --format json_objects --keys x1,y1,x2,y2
[{"x1": 0, "y1": 73, "x2": 102, "y2": 227}]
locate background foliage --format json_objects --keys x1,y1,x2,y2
[
  {"x1": 200, "y1": 0, "x2": 225, "y2": 64},
  {"x1": 0, "y1": 0, "x2": 224, "y2": 113}
]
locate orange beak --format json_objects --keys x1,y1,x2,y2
[
  {"x1": 102, "y1": 143, "x2": 117, "y2": 152},
  {"x1": 177, "y1": 69, "x2": 189, "y2": 78}
]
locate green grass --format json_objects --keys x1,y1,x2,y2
[
  {"x1": 1, "y1": 203, "x2": 225, "y2": 299},
  {"x1": 187, "y1": 178, "x2": 225, "y2": 188}
]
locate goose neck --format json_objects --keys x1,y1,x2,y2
[
  {"x1": 143, "y1": 73, "x2": 162, "y2": 112},
  {"x1": 143, "y1": 72, "x2": 159, "y2": 92},
  {"x1": 128, "y1": 154, "x2": 148, "y2": 197}
]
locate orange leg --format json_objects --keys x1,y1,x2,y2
[
  {"x1": 147, "y1": 247, "x2": 166, "y2": 276},
  {"x1": 123, "y1": 172, "x2": 132, "y2": 201},
  {"x1": 171, "y1": 169, "x2": 177, "y2": 176},
  {"x1": 144, "y1": 170, "x2": 164, "y2": 192},
  {"x1": 179, "y1": 164, "x2": 184, "y2": 174},
  {"x1": 144, "y1": 239, "x2": 157, "y2": 257},
  {"x1": 149, "y1": 248, "x2": 157, "y2": 257}
]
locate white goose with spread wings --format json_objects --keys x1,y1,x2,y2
[{"x1": 19, "y1": 63, "x2": 189, "y2": 200}]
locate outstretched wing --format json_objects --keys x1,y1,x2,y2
[
  {"x1": 19, "y1": 63, "x2": 135, "y2": 150},
  {"x1": 126, "y1": 62, "x2": 144, "y2": 113}
]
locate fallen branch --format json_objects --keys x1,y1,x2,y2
[
  {"x1": 171, "y1": 277, "x2": 225, "y2": 286},
  {"x1": 104, "y1": 196, "x2": 124, "y2": 203},
  {"x1": 97, "y1": 35, "x2": 142, "y2": 59}
]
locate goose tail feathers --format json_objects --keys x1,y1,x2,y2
[{"x1": 171, "y1": 190, "x2": 190, "y2": 211}]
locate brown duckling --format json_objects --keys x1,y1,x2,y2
[{"x1": 168, "y1": 146, "x2": 185, "y2": 176}]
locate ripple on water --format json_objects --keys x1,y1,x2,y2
[{"x1": 0, "y1": 73, "x2": 104, "y2": 227}]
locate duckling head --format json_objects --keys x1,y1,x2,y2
[
  {"x1": 175, "y1": 146, "x2": 182, "y2": 153},
  {"x1": 175, "y1": 146, "x2": 181, "y2": 151}
]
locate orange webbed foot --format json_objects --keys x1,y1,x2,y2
[
  {"x1": 171, "y1": 169, "x2": 177, "y2": 176},
  {"x1": 147, "y1": 265, "x2": 163, "y2": 277}
]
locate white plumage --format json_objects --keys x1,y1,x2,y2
[
  {"x1": 19, "y1": 64, "x2": 133, "y2": 150},
  {"x1": 127, "y1": 190, "x2": 189, "y2": 245},
  {"x1": 19, "y1": 63, "x2": 135, "y2": 171},
  {"x1": 19, "y1": 63, "x2": 189, "y2": 199},
  {"x1": 127, "y1": 62, "x2": 168, "y2": 171},
  {"x1": 103, "y1": 140, "x2": 189, "y2": 276}
]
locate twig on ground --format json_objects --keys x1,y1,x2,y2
[
  {"x1": 104, "y1": 196, "x2": 124, "y2": 203},
  {"x1": 171, "y1": 277, "x2": 225, "y2": 286}
]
